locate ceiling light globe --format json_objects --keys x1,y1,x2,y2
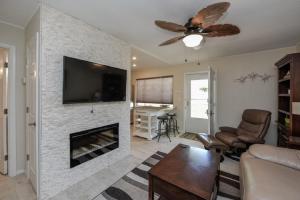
[{"x1": 183, "y1": 34, "x2": 203, "y2": 48}]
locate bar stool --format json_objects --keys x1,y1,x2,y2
[
  {"x1": 157, "y1": 115, "x2": 171, "y2": 142},
  {"x1": 167, "y1": 112, "x2": 179, "y2": 136}
]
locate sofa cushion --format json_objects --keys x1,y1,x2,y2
[
  {"x1": 238, "y1": 121, "x2": 263, "y2": 136},
  {"x1": 237, "y1": 109, "x2": 271, "y2": 139},
  {"x1": 241, "y1": 153, "x2": 300, "y2": 200},
  {"x1": 215, "y1": 132, "x2": 246, "y2": 148},
  {"x1": 249, "y1": 144, "x2": 300, "y2": 170},
  {"x1": 241, "y1": 109, "x2": 271, "y2": 124}
]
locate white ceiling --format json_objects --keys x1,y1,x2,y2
[
  {"x1": 0, "y1": 0, "x2": 39, "y2": 28},
  {"x1": 131, "y1": 47, "x2": 169, "y2": 69},
  {"x1": 1, "y1": 0, "x2": 300, "y2": 67},
  {"x1": 45, "y1": 0, "x2": 300, "y2": 66}
]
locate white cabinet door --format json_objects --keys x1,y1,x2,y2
[{"x1": 26, "y1": 33, "x2": 38, "y2": 191}]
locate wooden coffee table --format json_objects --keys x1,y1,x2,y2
[{"x1": 148, "y1": 144, "x2": 220, "y2": 200}]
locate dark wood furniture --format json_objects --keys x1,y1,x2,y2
[
  {"x1": 197, "y1": 133, "x2": 228, "y2": 162},
  {"x1": 148, "y1": 144, "x2": 220, "y2": 200},
  {"x1": 276, "y1": 53, "x2": 300, "y2": 150}
]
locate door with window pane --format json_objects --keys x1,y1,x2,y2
[{"x1": 185, "y1": 73, "x2": 209, "y2": 133}]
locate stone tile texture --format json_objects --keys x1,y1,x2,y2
[{"x1": 39, "y1": 5, "x2": 131, "y2": 199}]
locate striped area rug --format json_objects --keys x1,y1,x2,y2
[{"x1": 94, "y1": 151, "x2": 240, "y2": 200}]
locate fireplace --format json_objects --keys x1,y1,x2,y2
[{"x1": 70, "y1": 123, "x2": 119, "y2": 168}]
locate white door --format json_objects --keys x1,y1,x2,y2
[
  {"x1": 185, "y1": 72, "x2": 209, "y2": 133},
  {"x1": 0, "y1": 48, "x2": 8, "y2": 175},
  {"x1": 208, "y1": 68, "x2": 216, "y2": 135},
  {"x1": 26, "y1": 34, "x2": 38, "y2": 191}
]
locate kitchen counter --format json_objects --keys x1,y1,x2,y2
[{"x1": 133, "y1": 106, "x2": 173, "y2": 140}]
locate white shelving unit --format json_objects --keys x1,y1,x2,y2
[{"x1": 133, "y1": 107, "x2": 172, "y2": 140}]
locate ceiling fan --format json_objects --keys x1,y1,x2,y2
[{"x1": 155, "y1": 2, "x2": 240, "y2": 48}]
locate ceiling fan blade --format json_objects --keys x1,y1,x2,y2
[
  {"x1": 155, "y1": 20, "x2": 187, "y2": 32},
  {"x1": 159, "y1": 36, "x2": 185, "y2": 46},
  {"x1": 202, "y1": 24, "x2": 240, "y2": 37},
  {"x1": 192, "y1": 2, "x2": 230, "y2": 28}
]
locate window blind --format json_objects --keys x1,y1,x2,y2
[{"x1": 136, "y1": 76, "x2": 173, "y2": 104}]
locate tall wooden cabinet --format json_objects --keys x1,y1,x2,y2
[{"x1": 276, "y1": 53, "x2": 300, "y2": 149}]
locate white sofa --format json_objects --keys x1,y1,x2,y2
[{"x1": 240, "y1": 144, "x2": 300, "y2": 200}]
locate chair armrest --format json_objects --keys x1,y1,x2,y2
[
  {"x1": 237, "y1": 134, "x2": 264, "y2": 144},
  {"x1": 219, "y1": 126, "x2": 237, "y2": 133},
  {"x1": 248, "y1": 144, "x2": 300, "y2": 170}
]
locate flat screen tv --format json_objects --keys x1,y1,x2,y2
[{"x1": 63, "y1": 56, "x2": 127, "y2": 104}]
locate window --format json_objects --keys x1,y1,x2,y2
[
  {"x1": 190, "y1": 79, "x2": 208, "y2": 119},
  {"x1": 136, "y1": 76, "x2": 173, "y2": 105}
]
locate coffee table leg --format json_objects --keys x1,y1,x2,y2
[{"x1": 149, "y1": 175, "x2": 154, "y2": 200}]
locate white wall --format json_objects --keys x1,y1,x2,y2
[
  {"x1": 0, "y1": 22, "x2": 26, "y2": 174},
  {"x1": 0, "y1": 49, "x2": 5, "y2": 110},
  {"x1": 26, "y1": 9, "x2": 40, "y2": 41},
  {"x1": 0, "y1": 49, "x2": 6, "y2": 111},
  {"x1": 39, "y1": 6, "x2": 131, "y2": 199},
  {"x1": 132, "y1": 46, "x2": 297, "y2": 145}
]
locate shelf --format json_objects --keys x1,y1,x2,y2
[
  {"x1": 136, "y1": 119, "x2": 148, "y2": 123},
  {"x1": 136, "y1": 125, "x2": 156, "y2": 130},
  {"x1": 288, "y1": 136, "x2": 300, "y2": 144},
  {"x1": 278, "y1": 94, "x2": 290, "y2": 97},
  {"x1": 276, "y1": 53, "x2": 300, "y2": 148},
  {"x1": 278, "y1": 123, "x2": 289, "y2": 133},
  {"x1": 134, "y1": 130, "x2": 148, "y2": 138},
  {"x1": 278, "y1": 109, "x2": 290, "y2": 115},
  {"x1": 278, "y1": 133, "x2": 288, "y2": 140},
  {"x1": 139, "y1": 126, "x2": 148, "y2": 130},
  {"x1": 277, "y1": 62, "x2": 290, "y2": 69},
  {"x1": 137, "y1": 118, "x2": 158, "y2": 124},
  {"x1": 278, "y1": 78, "x2": 290, "y2": 83}
]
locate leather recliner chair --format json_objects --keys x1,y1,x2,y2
[{"x1": 215, "y1": 109, "x2": 271, "y2": 149}]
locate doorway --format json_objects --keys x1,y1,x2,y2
[
  {"x1": 0, "y1": 48, "x2": 8, "y2": 175},
  {"x1": 0, "y1": 43, "x2": 17, "y2": 178},
  {"x1": 184, "y1": 69, "x2": 216, "y2": 135}
]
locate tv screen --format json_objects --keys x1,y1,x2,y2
[{"x1": 63, "y1": 56, "x2": 127, "y2": 104}]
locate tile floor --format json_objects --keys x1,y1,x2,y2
[
  {"x1": 50, "y1": 133, "x2": 204, "y2": 200},
  {"x1": 0, "y1": 173, "x2": 36, "y2": 200},
  {"x1": 0, "y1": 132, "x2": 204, "y2": 200}
]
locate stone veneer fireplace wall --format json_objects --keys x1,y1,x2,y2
[{"x1": 39, "y1": 5, "x2": 131, "y2": 199}]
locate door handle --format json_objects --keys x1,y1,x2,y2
[
  {"x1": 28, "y1": 122, "x2": 36, "y2": 127},
  {"x1": 206, "y1": 110, "x2": 214, "y2": 116}
]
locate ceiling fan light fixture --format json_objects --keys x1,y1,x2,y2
[
  {"x1": 182, "y1": 34, "x2": 203, "y2": 48},
  {"x1": 193, "y1": 45, "x2": 202, "y2": 50}
]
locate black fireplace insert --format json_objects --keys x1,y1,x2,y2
[{"x1": 70, "y1": 123, "x2": 119, "y2": 168}]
